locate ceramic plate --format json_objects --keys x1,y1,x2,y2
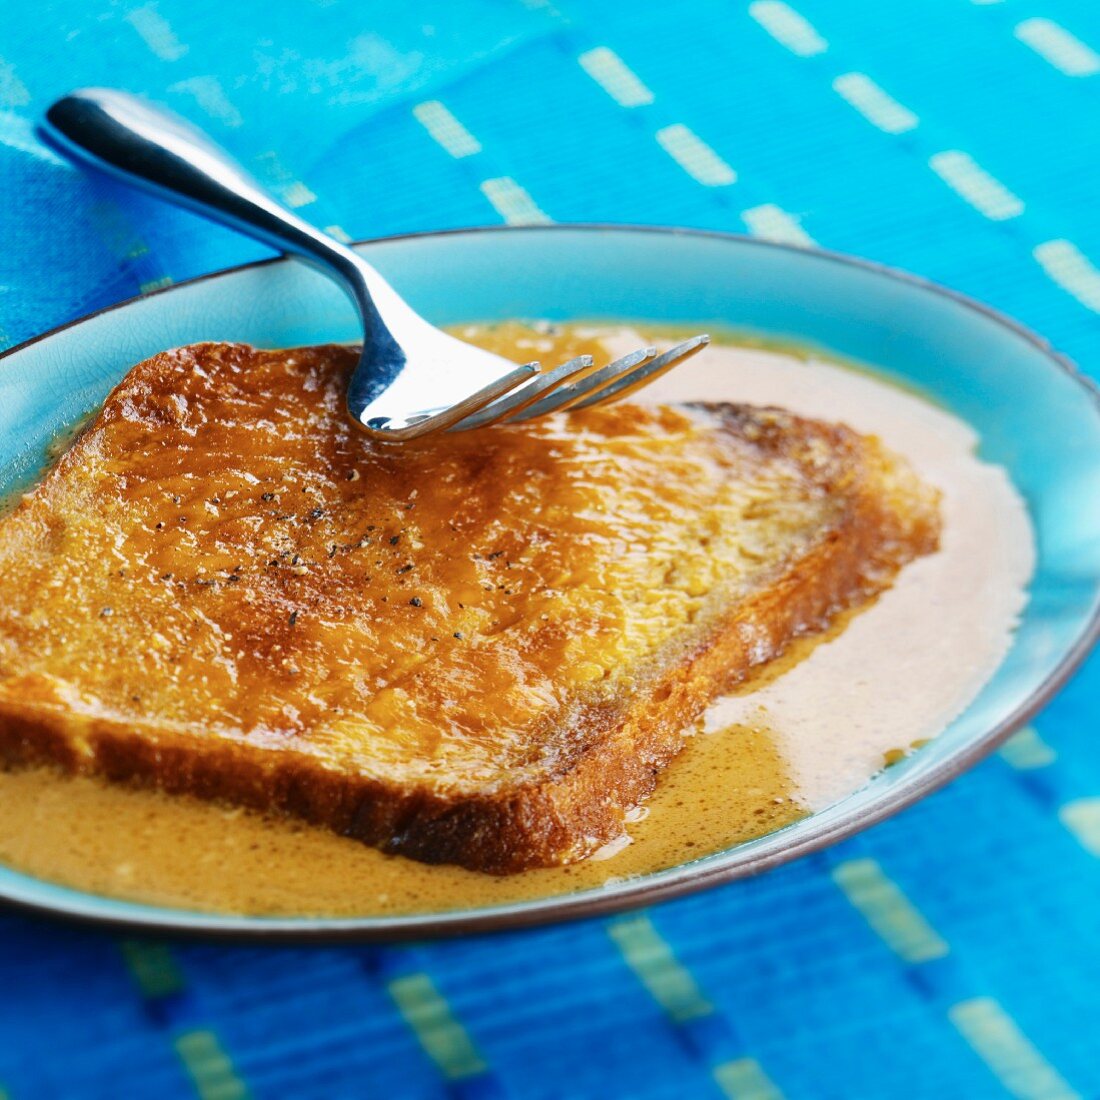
[{"x1": 2, "y1": 226, "x2": 1099, "y2": 939}]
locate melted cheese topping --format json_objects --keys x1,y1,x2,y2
[{"x1": 0, "y1": 344, "x2": 873, "y2": 788}]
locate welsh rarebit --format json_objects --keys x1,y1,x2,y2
[{"x1": 0, "y1": 342, "x2": 940, "y2": 873}]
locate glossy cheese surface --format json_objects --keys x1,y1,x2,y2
[{"x1": 0, "y1": 341, "x2": 879, "y2": 792}]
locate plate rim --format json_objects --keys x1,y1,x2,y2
[{"x1": 3, "y1": 222, "x2": 1099, "y2": 941}]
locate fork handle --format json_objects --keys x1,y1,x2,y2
[{"x1": 40, "y1": 88, "x2": 385, "y2": 303}]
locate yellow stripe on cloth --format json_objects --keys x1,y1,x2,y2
[
  {"x1": 387, "y1": 972, "x2": 488, "y2": 1081},
  {"x1": 742, "y1": 203, "x2": 816, "y2": 246},
  {"x1": 608, "y1": 913, "x2": 713, "y2": 1022},
  {"x1": 170, "y1": 76, "x2": 244, "y2": 128},
  {"x1": 748, "y1": 2, "x2": 828, "y2": 57},
  {"x1": 254, "y1": 151, "x2": 317, "y2": 209},
  {"x1": 1060, "y1": 797, "x2": 1100, "y2": 856},
  {"x1": 832, "y1": 858, "x2": 949, "y2": 963},
  {"x1": 999, "y1": 726, "x2": 1056, "y2": 770},
  {"x1": 1033, "y1": 240, "x2": 1100, "y2": 312},
  {"x1": 656, "y1": 125, "x2": 736, "y2": 186},
  {"x1": 832, "y1": 73, "x2": 919, "y2": 134},
  {"x1": 610, "y1": 915, "x2": 783, "y2": 1092},
  {"x1": 1015, "y1": 18, "x2": 1100, "y2": 77},
  {"x1": 480, "y1": 177, "x2": 553, "y2": 224},
  {"x1": 125, "y1": 4, "x2": 189, "y2": 61},
  {"x1": 0, "y1": 57, "x2": 30, "y2": 108},
  {"x1": 578, "y1": 47, "x2": 655, "y2": 107},
  {"x1": 715, "y1": 1057, "x2": 786, "y2": 1100},
  {"x1": 928, "y1": 151, "x2": 1024, "y2": 221},
  {"x1": 120, "y1": 940, "x2": 185, "y2": 999},
  {"x1": 413, "y1": 101, "x2": 482, "y2": 158},
  {"x1": 281, "y1": 182, "x2": 317, "y2": 208},
  {"x1": 949, "y1": 998, "x2": 1080, "y2": 1100},
  {"x1": 324, "y1": 224, "x2": 353, "y2": 243},
  {"x1": 174, "y1": 1030, "x2": 250, "y2": 1100}
]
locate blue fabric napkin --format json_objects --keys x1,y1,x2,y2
[{"x1": 2, "y1": 1, "x2": 1100, "y2": 1096}]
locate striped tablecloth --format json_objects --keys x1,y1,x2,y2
[{"x1": 2, "y1": 2, "x2": 1100, "y2": 1096}]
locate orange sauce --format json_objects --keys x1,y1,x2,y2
[{"x1": 0, "y1": 639, "x2": 810, "y2": 917}]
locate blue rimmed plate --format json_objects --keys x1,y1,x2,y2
[{"x1": 2, "y1": 225, "x2": 1099, "y2": 939}]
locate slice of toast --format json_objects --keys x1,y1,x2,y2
[{"x1": 0, "y1": 342, "x2": 939, "y2": 873}]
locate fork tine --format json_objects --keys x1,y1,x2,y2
[
  {"x1": 449, "y1": 355, "x2": 595, "y2": 431},
  {"x1": 357, "y1": 362, "x2": 540, "y2": 442},
  {"x1": 360, "y1": 333, "x2": 709, "y2": 441},
  {"x1": 571, "y1": 335, "x2": 710, "y2": 410},
  {"x1": 507, "y1": 346, "x2": 657, "y2": 423}
]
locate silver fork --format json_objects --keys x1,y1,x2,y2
[{"x1": 41, "y1": 89, "x2": 709, "y2": 442}]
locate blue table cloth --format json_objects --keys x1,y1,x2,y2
[{"x1": 3, "y1": 2, "x2": 1100, "y2": 1096}]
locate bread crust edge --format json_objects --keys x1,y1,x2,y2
[{"x1": 0, "y1": 430, "x2": 938, "y2": 874}]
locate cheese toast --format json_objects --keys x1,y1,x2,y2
[{"x1": 0, "y1": 342, "x2": 940, "y2": 872}]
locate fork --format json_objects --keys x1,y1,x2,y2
[{"x1": 41, "y1": 88, "x2": 709, "y2": 442}]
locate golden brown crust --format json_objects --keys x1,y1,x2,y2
[{"x1": 0, "y1": 342, "x2": 939, "y2": 873}]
